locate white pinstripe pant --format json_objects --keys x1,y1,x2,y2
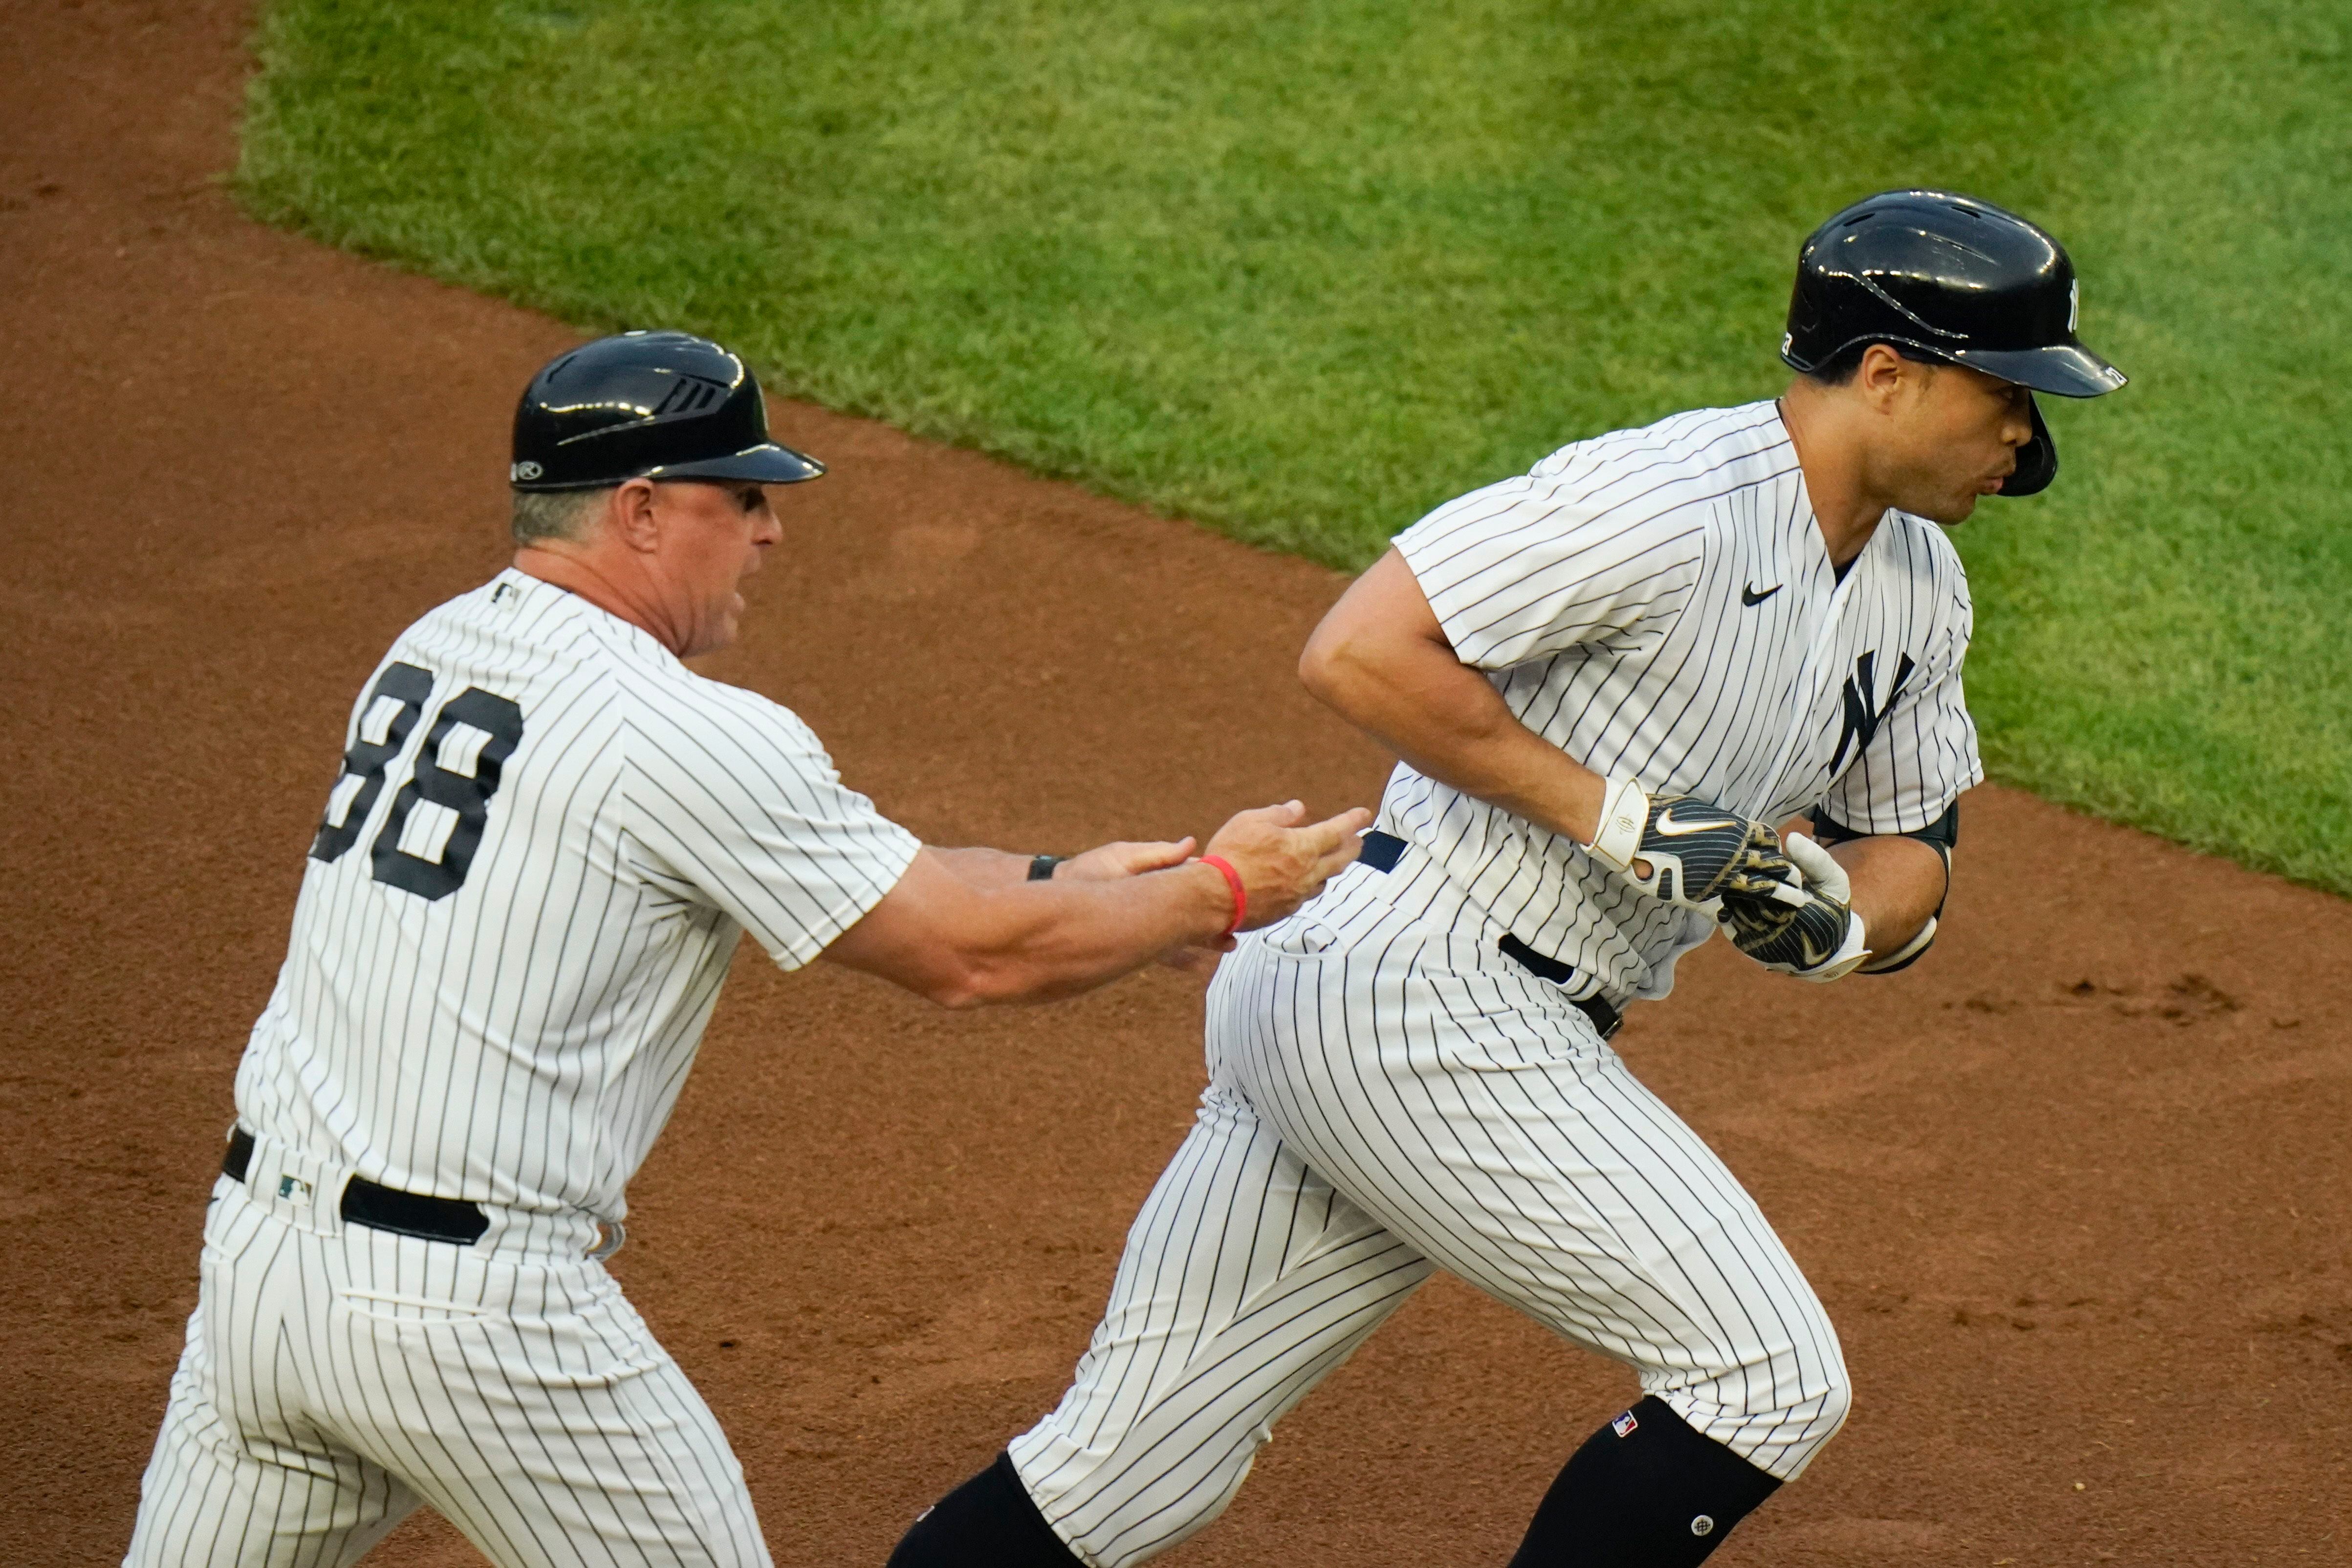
[
  {"x1": 1010, "y1": 895, "x2": 1849, "y2": 1568},
  {"x1": 123, "y1": 1170, "x2": 767, "y2": 1568}
]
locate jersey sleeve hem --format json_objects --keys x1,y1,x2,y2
[
  {"x1": 761, "y1": 825, "x2": 921, "y2": 972},
  {"x1": 1393, "y1": 476, "x2": 1704, "y2": 671},
  {"x1": 1816, "y1": 761, "x2": 1983, "y2": 838},
  {"x1": 1393, "y1": 503, "x2": 1487, "y2": 659}
]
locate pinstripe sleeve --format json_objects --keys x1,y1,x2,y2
[
  {"x1": 1394, "y1": 471, "x2": 1705, "y2": 670},
  {"x1": 618, "y1": 684, "x2": 920, "y2": 969},
  {"x1": 1818, "y1": 565, "x2": 1984, "y2": 834}
]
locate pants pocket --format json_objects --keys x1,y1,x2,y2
[
  {"x1": 1413, "y1": 963, "x2": 1610, "y2": 1072},
  {"x1": 334, "y1": 1287, "x2": 496, "y2": 1325},
  {"x1": 331, "y1": 1266, "x2": 662, "y2": 1391},
  {"x1": 1257, "y1": 914, "x2": 1341, "y2": 958}
]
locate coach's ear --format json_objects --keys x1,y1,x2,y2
[{"x1": 605, "y1": 478, "x2": 663, "y2": 554}]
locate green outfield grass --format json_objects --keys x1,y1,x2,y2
[{"x1": 238, "y1": 0, "x2": 2352, "y2": 891}]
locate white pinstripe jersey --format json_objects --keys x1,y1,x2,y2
[
  {"x1": 1379, "y1": 399, "x2": 1982, "y2": 1002},
  {"x1": 233, "y1": 569, "x2": 919, "y2": 1235}
]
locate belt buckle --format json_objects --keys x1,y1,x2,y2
[{"x1": 588, "y1": 1220, "x2": 627, "y2": 1262}]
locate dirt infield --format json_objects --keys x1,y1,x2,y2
[{"x1": 6, "y1": 4, "x2": 2349, "y2": 1564}]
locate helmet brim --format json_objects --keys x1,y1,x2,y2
[
  {"x1": 645, "y1": 442, "x2": 827, "y2": 485},
  {"x1": 1947, "y1": 341, "x2": 2127, "y2": 398}
]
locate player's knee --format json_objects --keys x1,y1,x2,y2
[
  {"x1": 1674, "y1": 1323, "x2": 1853, "y2": 1483},
  {"x1": 1776, "y1": 1298, "x2": 1853, "y2": 1453},
  {"x1": 1790, "y1": 1358, "x2": 1854, "y2": 1466},
  {"x1": 1809, "y1": 1320, "x2": 1856, "y2": 1437},
  {"x1": 1817, "y1": 1358, "x2": 1855, "y2": 1438},
  {"x1": 1012, "y1": 1424, "x2": 1260, "y2": 1568},
  {"x1": 1745, "y1": 1347, "x2": 1854, "y2": 1481}
]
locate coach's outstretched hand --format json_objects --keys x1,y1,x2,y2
[
  {"x1": 1058, "y1": 838, "x2": 1200, "y2": 880},
  {"x1": 1200, "y1": 800, "x2": 1373, "y2": 935}
]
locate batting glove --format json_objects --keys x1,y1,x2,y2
[
  {"x1": 1719, "y1": 831, "x2": 1871, "y2": 982},
  {"x1": 1585, "y1": 778, "x2": 1801, "y2": 913}
]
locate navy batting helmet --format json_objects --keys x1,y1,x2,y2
[
  {"x1": 511, "y1": 331, "x2": 823, "y2": 492},
  {"x1": 1782, "y1": 190, "x2": 2126, "y2": 497}
]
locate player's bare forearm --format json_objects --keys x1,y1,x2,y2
[
  {"x1": 1301, "y1": 549, "x2": 1608, "y2": 845},
  {"x1": 1824, "y1": 834, "x2": 1945, "y2": 955}
]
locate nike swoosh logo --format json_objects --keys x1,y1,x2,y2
[
  {"x1": 1651, "y1": 808, "x2": 1722, "y2": 837},
  {"x1": 1742, "y1": 583, "x2": 1782, "y2": 607}
]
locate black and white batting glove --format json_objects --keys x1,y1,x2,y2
[
  {"x1": 1719, "y1": 832, "x2": 1871, "y2": 982},
  {"x1": 1584, "y1": 778, "x2": 1800, "y2": 913}
]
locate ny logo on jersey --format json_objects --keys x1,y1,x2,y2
[{"x1": 1830, "y1": 649, "x2": 1917, "y2": 772}]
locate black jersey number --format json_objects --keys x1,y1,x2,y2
[
  {"x1": 310, "y1": 662, "x2": 433, "y2": 864},
  {"x1": 310, "y1": 663, "x2": 526, "y2": 902},
  {"x1": 371, "y1": 687, "x2": 525, "y2": 899}
]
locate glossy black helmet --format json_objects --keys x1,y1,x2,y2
[
  {"x1": 1782, "y1": 190, "x2": 2126, "y2": 496},
  {"x1": 511, "y1": 330, "x2": 824, "y2": 491}
]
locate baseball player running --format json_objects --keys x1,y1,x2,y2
[
  {"x1": 123, "y1": 329, "x2": 1369, "y2": 1568},
  {"x1": 888, "y1": 190, "x2": 2127, "y2": 1568}
]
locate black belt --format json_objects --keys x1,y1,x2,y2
[
  {"x1": 1359, "y1": 830, "x2": 1625, "y2": 1042},
  {"x1": 223, "y1": 1127, "x2": 488, "y2": 1246}
]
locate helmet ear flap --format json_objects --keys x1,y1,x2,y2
[{"x1": 2001, "y1": 393, "x2": 2057, "y2": 497}]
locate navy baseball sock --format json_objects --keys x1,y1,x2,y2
[
  {"x1": 886, "y1": 1451, "x2": 1086, "y2": 1568},
  {"x1": 1506, "y1": 1396, "x2": 1783, "y2": 1567}
]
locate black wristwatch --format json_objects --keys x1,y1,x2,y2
[{"x1": 1027, "y1": 854, "x2": 1067, "y2": 882}]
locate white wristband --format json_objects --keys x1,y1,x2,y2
[
  {"x1": 1586, "y1": 777, "x2": 1649, "y2": 873},
  {"x1": 1858, "y1": 914, "x2": 1935, "y2": 974}
]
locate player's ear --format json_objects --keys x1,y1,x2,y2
[
  {"x1": 1855, "y1": 343, "x2": 1909, "y2": 412},
  {"x1": 606, "y1": 478, "x2": 663, "y2": 554}
]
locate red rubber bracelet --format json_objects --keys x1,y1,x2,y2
[{"x1": 1198, "y1": 854, "x2": 1246, "y2": 937}]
